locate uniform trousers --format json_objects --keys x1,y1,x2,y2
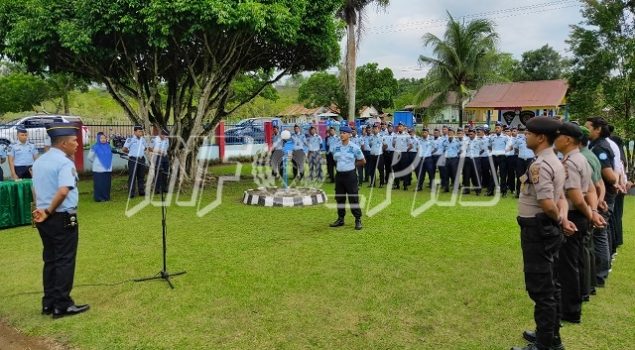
[
  {"x1": 462, "y1": 157, "x2": 482, "y2": 193},
  {"x1": 492, "y1": 155, "x2": 508, "y2": 194},
  {"x1": 416, "y1": 156, "x2": 435, "y2": 189},
  {"x1": 335, "y1": 170, "x2": 361, "y2": 219},
  {"x1": 506, "y1": 155, "x2": 517, "y2": 193},
  {"x1": 128, "y1": 156, "x2": 146, "y2": 197},
  {"x1": 445, "y1": 157, "x2": 459, "y2": 191},
  {"x1": 367, "y1": 154, "x2": 384, "y2": 186},
  {"x1": 326, "y1": 152, "x2": 336, "y2": 182},
  {"x1": 383, "y1": 151, "x2": 394, "y2": 185},
  {"x1": 36, "y1": 212, "x2": 78, "y2": 310},
  {"x1": 307, "y1": 151, "x2": 323, "y2": 181},
  {"x1": 557, "y1": 210, "x2": 587, "y2": 321},
  {"x1": 518, "y1": 215, "x2": 563, "y2": 349},
  {"x1": 14, "y1": 165, "x2": 33, "y2": 178}
]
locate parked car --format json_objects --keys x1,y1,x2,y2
[
  {"x1": 0, "y1": 115, "x2": 90, "y2": 149},
  {"x1": 224, "y1": 117, "x2": 281, "y2": 144}
]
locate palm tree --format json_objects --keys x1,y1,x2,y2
[
  {"x1": 417, "y1": 15, "x2": 498, "y2": 127},
  {"x1": 340, "y1": 0, "x2": 390, "y2": 122}
]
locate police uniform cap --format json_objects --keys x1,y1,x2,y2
[
  {"x1": 525, "y1": 116, "x2": 561, "y2": 136},
  {"x1": 495, "y1": 121, "x2": 503, "y2": 127},
  {"x1": 447, "y1": 127, "x2": 455, "y2": 132},
  {"x1": 556, "y1": 121, "x2": 583, "y2": 139},
  {"x1": 340, "y1": 126, "x2": 352, "y2": 133},
  {"x1": 161, "y1": 127, "x2": 170, "y2": 135},
  {"x1": 397, "y1": 121, "x2": 404, "y2": 126},
  {"x1": 133, "y1": 125, "x2": 144, "y2": 131},
  {"x1": 46, "y1": 123, "x2": 79, "y2": 138},
  {"x1": 475, "y1": 126, "x2": 483, "y2": 132},
  {"x1": 16, "y1": 126, "x2": 27, "y2": 133},
  {"x1": 433, "y1": 128, "x2": 440, "y2": 132}
]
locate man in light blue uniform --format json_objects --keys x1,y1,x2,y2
[
  {"x1": 291, "y1": 124, "x2": 306, "y2": 180},
  {"x1": 514, "y1": 126, "x2": 536, "y2": 197},
  {"x1": 505, "y1": 127, "x2": 518, "y2": 196},
  {"x1": 270, "y1": 126, "x2": 284, "y2": 177},
  {"x1": 8, "y1": 126, "x2": 38, "y2": 179},
  {"x1": 362, "y1": 126, "x2": 372, "y2": 183},
  {"x1": 325, "y1": 127, "x2": 340, "y2": 183},
  {"x1": 462, "y1": 128, "x2": 483, "y2": 195},
  {"x1": 351, "y1": 127, "x2": 365, "y2": 184},
  {"x1": 122, "y1": 125, "x2": 149, "y2": 198},
  {"x1": 0, "y1": 143, "x2": 6, "y2": 181},
  {"x1": 150, "y1": 128, "x2": 170, "y2": 194},
  {"x1": 407, "y1": 128, "x2": 419, "y2": 189},
  {"x1": 416, "y1": 128, "x2": 435, "y2": 191},
  {"x1": 367, "y1": 124, "x2": 384, "y2": 187},
  {"x1": 306, "y1": 126, "x2": 323, "y2": 181},
  {"x1": 431, "y1": 128, "x2": 446, "y2": 189},
  {"x1": 392, "y1": 122, "x2": 412, "y2": 190},
  {"x1": 489, "y1": 122, "x2": 511, "y2": 196},
  {"x1": 32, "y1": 123, "x2": 89, "y2": 319},
  {"x1": 444, "y1": 128, "x2": 463, "y2": 192},
  {"x1": 382, "y1": 123, "x2": 395, "y2": 185},
  {"x1": 477, "y1": 127, "x2": 492, "y2": 195},
  {"x1": 330, "y1": 125, "x2": 365, "y2": 230}
]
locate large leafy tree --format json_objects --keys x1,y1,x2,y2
[
  {"x1": 0, "y1": 72, "x2": 49, "y2": 115},
  {"x1": 0, "y1": 0, "x2": 341, "y2": 177},
  {"x1": 416, "y1": 15, "x2": 498, "y2": 127},
  {"x1": 355, "y1": 62, "x2": 398, "y2": 111},
  {"x1": 339, "y1": 0, "x2": 390, "y2": 121},
  {"x1": 517, "y1": 44, "x2": 569, "y2": 81},
  {"x1": 567, "y1": 0, "x2": 635, "y2": 134},
  {"x1": 298, "y1": 71, "x2": 346, "y2": 109}
]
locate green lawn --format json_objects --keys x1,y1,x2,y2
[{"x1": 1, "y1": 166, "x2": 633, "y2": 349}]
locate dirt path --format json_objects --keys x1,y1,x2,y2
[{"x1": 0, "y1": 320, "x2": 67, "y2": 350}]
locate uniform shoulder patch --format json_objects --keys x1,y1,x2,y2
[
  {"x1": 530, "y1": 163, "x2": 541, "y2": 184},
  {"x1": 598, "y1": 152, "x2": 608, "y2": 160}
]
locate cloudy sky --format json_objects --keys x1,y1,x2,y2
[{"x1": 340, "y1": 0, "x2": 585, "y2": 79}]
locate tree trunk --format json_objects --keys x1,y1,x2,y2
[
  {"x1": 346, "y1": 21, "x2": 356, "y2": 122},
  {"x1": 62, "y1": 92, "x2": 69, "y2": 115},
  {"x1": 458, "y1": 102, "x2": 464, "y2": 127}
]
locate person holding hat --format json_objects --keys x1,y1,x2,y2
[
  {"x1": 551, "y1": 122, "x2": 605, "y2": 325},
  {"x1": 122, "y1": 125, "x2": 149, "y2": 198},
  {"x1": 88, "y1": 132, "x2": 114, "y2": 201},
  {"x1": 32, "y1": 123, "x2": 89, "y2": 319},
  {"x1": 330, "y1": 125, "x2": 365, "y2": 230},
  {"x1": 513, "y1": 116, "x2": 573, "y2": 350},
  {"x1": 8, "y1": 126, "x2": 39, "y2": 180},
  {"x1": 150, "y1": 127, "x2": 170, "y2": 194}
]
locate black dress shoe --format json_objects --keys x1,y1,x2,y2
[
  {"x1": 561, "y1": 316, "x2": 581, "y2": 324},
  {"x1": 416, "y1": 186, "x2": 423, "y2": 191},
  {"x1": 52, "y1": 304, "x2": 90, "y2": 319},
  {"x1": 42, "y1": 306, "x2": 53, "y2": 315},
  {"x1": 354, "y1": 219, "x2": 362, "y2": 230},
  {"x1": 522, "y1": 330, "x2": 565, "y2": 350},
  {"x1": 329, "y1": 218, "x2": 345, "y2": 227}
]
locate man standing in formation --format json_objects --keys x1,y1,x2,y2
[
  {"x1": 122, "y1": 125, "x2": 148, "y2": 198},
  {"x1": 150, "y1": 128, "x2": 170, "y2": 194},
  {"x1": 329, "y1": 126, "x2": 365, "y2": 230},
  {"x1": 8, "y1": 126, "x2": 38, "y2": 180},
  {"x1": 32, "y1": 123, "x2": 89, "y2": 319},
  {"x1": 306, "y1": 126, "x2": 323, "y2": 182},
  {"x1": 367, "y1": 124, "x2": 384, "y2": 188}
]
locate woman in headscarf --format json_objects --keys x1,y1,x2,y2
[{"x1": 88, "y1": 132, "x2": 113, "y2": 201}]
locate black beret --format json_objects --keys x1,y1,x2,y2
[
  {"x1": 47, "y1": 123, "x2": 79, "y2": 138},
  {"x1": 556, "y1": 121, "x2": 583, "y2": 140},
  {"x1": 525, "y1": 116, "x2": 561, "y2": 135},
  {"x1": 133, "y1": 125, "x2": 143, "y2": 131}
]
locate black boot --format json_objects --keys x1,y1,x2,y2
[
  {"x1": 329, "y1": 218, "x2": 344, "y2": 227},
  {"x1": 355, "y1": 218, "x2": 362, "y2": 230},
  {"x1": 522, "y1": 330, "x2": 565, "y2": 350}
]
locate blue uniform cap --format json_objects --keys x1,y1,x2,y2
[
  {"x1": 495, "y1": 121, "x2": 503, "y2": 127},
  {"x1": 134, "y1": 125, "x2": 143, "y2": 131},
  {"x1": 340, "y1": 126, "x2": 352, "y2": 133},
  {"x1": 46, "y1": 123, "x2": 79, "y2": 138},
  {"x1": 397, "y1": 121, "x2": 404, "y2": 126},
  {"x1": 161, "y1": 127, "x2": 169, "y2": 135},
  {"x1": 16, "y1": 126, "x2": 27, "y2": 133}
]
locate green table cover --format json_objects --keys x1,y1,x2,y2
[{"x1": 0, "y1": 179, "x2": 33, "y2": 229}]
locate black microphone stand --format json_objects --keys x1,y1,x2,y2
[{"x1": 116, "y1": 150, "x2": 186, "y2": 288}]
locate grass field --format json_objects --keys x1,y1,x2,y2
[{"x1": 0, "y1": 165, "x2": 633, "y2": 349}]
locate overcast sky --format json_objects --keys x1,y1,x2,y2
[{"x1": 338, "y1": 0, "x2": 585, "y2": 79}]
